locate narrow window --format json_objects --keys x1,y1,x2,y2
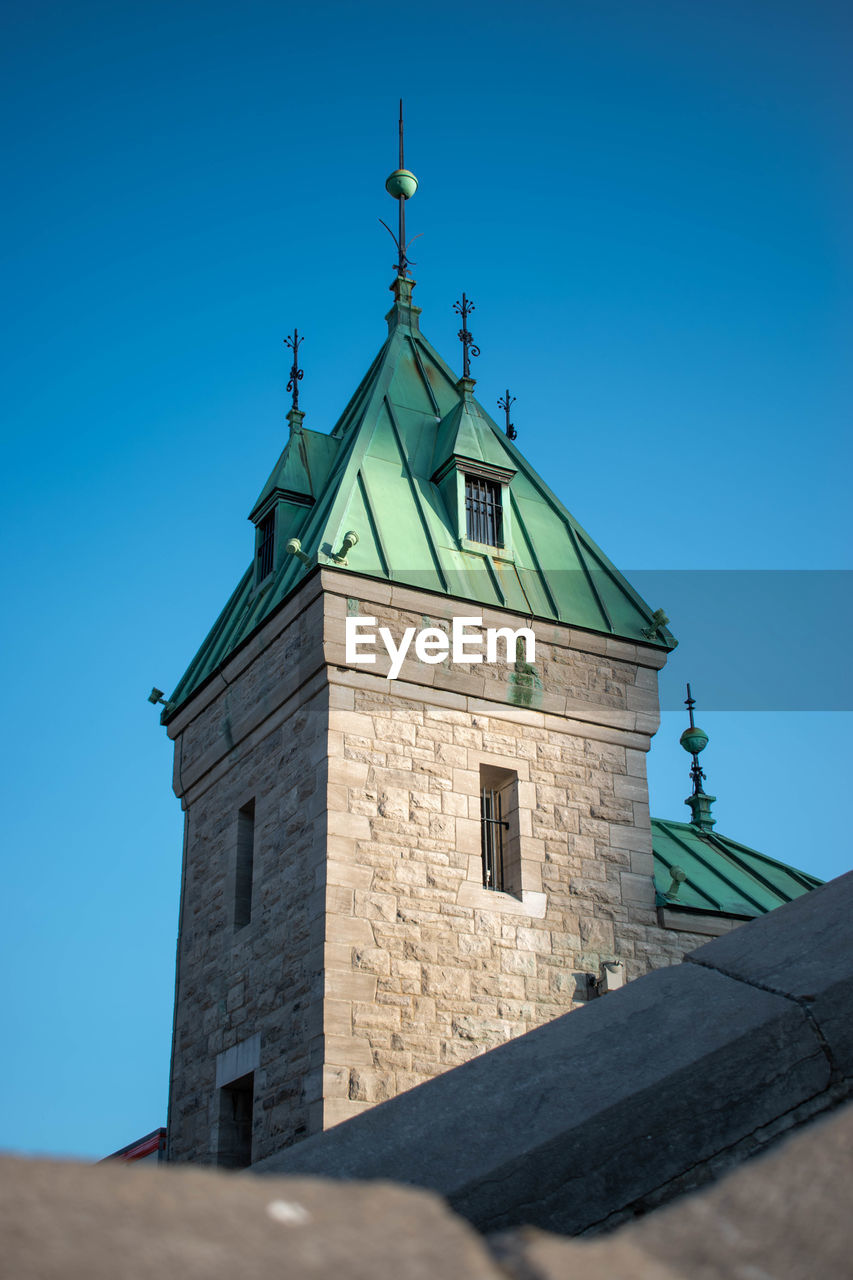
[
  {"x1": 481, "y1": 783, "x2": 507, "y2": 890},
  {"x1": 465, "y1": 475, "x2": 503, "y2": 547},
  {"x1": 216, "y1": 1072, "x2": 254, "y2": 1168},
  {"x1": 479, "y1": 765, "x2": 522, "y2": 896},
  {"x1": 234, "y1": 800, "x2": 255, "y2": 929},
  {"x1": 256, "y1": 511, "x2": 275, "y2": 580}
]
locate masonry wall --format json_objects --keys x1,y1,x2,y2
[
  {"x1": 166, "y1": 581, "x2": 330, "y2": 1165},
  {"x1": 318, "y1": 579, "x2": 714, "y2": 1127},
  {"x1": 166, "y1": 570, "x2": 721, "y2": 1161}
]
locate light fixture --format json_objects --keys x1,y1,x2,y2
[
  {"x1": 285, "y1": 538, "x2": 312, "y2": 566},
  {"x1": 332, "y1": 530, "x2": 359, "y2": 564}
]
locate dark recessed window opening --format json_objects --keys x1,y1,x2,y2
[
  {"x1": 217, "y1": 1072, "x2": 254, "y2": 1169},
  {"x1": 480, "y1": 765, "x2": 521, "y2": 896},
  {"x1": 481, "y1": 785, "x2": 508, "y2": 891},
  {"x1": 465, "y1": 475, "x2": 503, "y2": 547},
  {"x1": 256, "y1": 511, "x2": 275, "y2": 580},
  {"x1": 234, "y1": 800, "x2": 255, "y2": 930}
]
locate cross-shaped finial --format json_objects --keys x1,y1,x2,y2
[
  {"x1": 284, "y1": 329, "x2": 304, "y2": 411},
  {"x1": 453, "y1": 294, "x2": 480, "y2": 379},
  {"x1": 498, "y1": 390, "x2": 517, "y2": 440}
]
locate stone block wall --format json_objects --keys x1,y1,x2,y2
[
  {"x1": 167, "y1": 580, "x2": 330, "y2": 1166},
  {"x1": 166, "y1": 569, "x2": 719, "y2": 1161},
  {"x1": 317, "y1": 577, "x2": 711, "y2": 1127}
]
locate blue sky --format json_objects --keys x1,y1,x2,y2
[{"x1": 1, "y1": 0, "x2": 850, "y2": 1161}]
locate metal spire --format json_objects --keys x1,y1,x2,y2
[
  {"x1": 381, "y1": 100, "x2": 420, "y2": 279},
  {"x1": 453, "y1": 293, "x2": 480, "y2": 378},
  {"x1": 498, "y1": 390, "x2": 517, "y2": 440},
  {"x1": 683, "y1": 683, "x2": 706, "y2": 795},
  {"x1": 685, "y1": 683, "x2": 696, "y2": 727},
  {"x1": 680, "y1": 683, "x2": 716, "y2": 831},
  {"x1": 397, "y1": 100, "x2": 406, "y2": 274},
  {"x1": 284, "y1": 329, "x2": 304, "y2": 412}
]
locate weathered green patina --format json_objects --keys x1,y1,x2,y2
[
  {"x1": 508, "y1": 636, "x2": 543, "y2": 709},
  {"x1": 651, "y1": 817, "x2": 822, "y2": 918},
  {"x1": 166, "y1": 281, "x2": 676, "y2": 716}
]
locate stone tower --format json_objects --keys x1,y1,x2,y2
[{"x1": 163, "y1": 164, "x2": 685, "y2": 1165}]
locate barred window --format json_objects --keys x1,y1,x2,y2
[
  {"x1": 465, "y1": 475, "x2": 503, "y2": 547},
  {"x1": 481, "y1": 784, "x2": 508, "y2": 891},
  {"x1": 256, "y1": 511, "x2": 275, "y2": 580},
  {"x1": 479, "y1": 764, "x2": 521, "y2": 896}
]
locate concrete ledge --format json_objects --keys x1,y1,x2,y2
[
  {"x1": 253, "y1": 945, "x2": 838, "y2": 1234},
  {"x1": 492, "y1": 1101, "x2": 853, "y2": 1279},
  {"x1": 6, "y1": 1097, "x2": 851, "y2": 1279},
  {"x1": 686, "y1": 870, "x2": 853, "y2": 1077},
  {"x1": 658, "y1": 907, "x2": 749, "y2": 937},
  {"x1": 457, "y1": 882, "x2": 547, "y2": 917},
  {"x1": 0, "y1": 1157, "x2": 500, "y2": 1280}
]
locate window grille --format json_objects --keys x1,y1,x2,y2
[
  {"x1": 465, "y1": 475, "x2": 503, "y2": 546},
  {"x1": 257, "y1": 512, "x2": 275, "y2": 580},
  {"x1": 481, "y1": 786, "x2": 508, "y2": 891}
]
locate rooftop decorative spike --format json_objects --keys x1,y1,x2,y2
[
  {"x1": 381, "y1": 100, "x2": 420, "y2": 281},
  {"x1": 454, "y1": 293, "x2": 480, "y2": 379},
  {"x1": 498, "y1": 390, "x2": 517, "y2": 440},
  {"x1": 680, "y1": 683, "x2": 716, "y2": 831},
  {"x1": 284, "y1": 329, "x2": 304, "y2": 414}
]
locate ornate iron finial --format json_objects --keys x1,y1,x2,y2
[
  {"x1": 381, "y1": 100, "x2": 420, "y2": 279},
  {"x1": 680, "y1": 683, "x2": 716, "y2": 831},
  {"x1": 498, "y1": 390, "x2": 517, "y2": 440},
  {"x1": 284, "y1": 329, "x2": 304, "y2": 411},
  {"x1": 682, "y1": 683, "x2": 706, "y2": 794},
  {"x1": 453, "y1": 293, "x2": 480, "y2": 379}
]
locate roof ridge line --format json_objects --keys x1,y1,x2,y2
[
  {"x1": 309, "y1": 331, "x2": 409, "y2": 564},
  {"x1": 507, "y1": 489, "x2": 562, "y2": 620},
  {"x1": 329, "y1": 337, "x2": 392, "y2": 439},
  {"x1": 383, "y1": 395, "x2": 450, "y2": 592}
]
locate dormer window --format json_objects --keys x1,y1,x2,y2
[
  {"x1": 256, "y1": 511, "x2": 275, "y2": 580},
  {"x1": 465, "y1": 475, "x2": 503, "y2": 547}
]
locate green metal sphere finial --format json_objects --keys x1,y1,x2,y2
[
  {"x1": 386, "y1": 169, "x2": 418, "y2": 200},
  {"x1": 681, "y1": 683, "x2": 709, "y2": 769},
  {"x1": 681, "y1": 683, "x2": 716, "y2": 831},
  {"x1": 379, "y1": 100, "x2": 421, "y2": 280},
  {"x1": 680, "y1": 724, "x2": 709, "y2": 756}
]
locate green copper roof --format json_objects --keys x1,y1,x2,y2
[
  {"x1": 167, "y1": 284, "x2": 676, "y2": 715},
  {"x1": 432, "y1": 386, "x2": 514, "y2": 476},
  {"x1": 651, "y1": 818, "x2": 822, "y2": 918},
  {"x1": 249, "y1": 421, "x2": 340, "y2": 520}
]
